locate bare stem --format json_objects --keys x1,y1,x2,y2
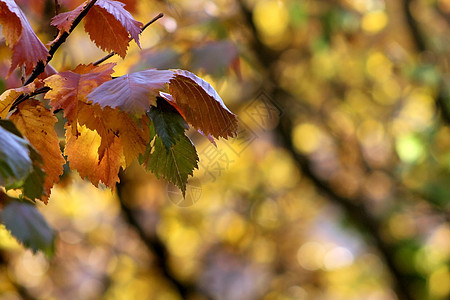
[{"x1": 93, "y1": 13, "x2": 164, "y2": 66}]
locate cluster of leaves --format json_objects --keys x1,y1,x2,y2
[{"x1": 0, "y1": 0, "x2": 238, "y2": 255}]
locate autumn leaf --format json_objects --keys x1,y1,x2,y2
[
  {"x1": 140, "y1": 124, "x2": 198, "y2": 196},
  {"x1": 84, "y1": 0, "x2": 142, "y2": 57},
  {"x1": 0, "y1": 0, "x2": 49, "y2": 75},
  {"x1": 148, "y1": 96, "x2": 188, "y2": 151},
  {"x1": 168, "y1": 70, "x2": 238, "y2": 139},
  {"x1": 44, "y1": 63, "x2": 115, "y2": 130},
  {"x1": 65, "y1": 124, "x2": 124, "y2": 188},
  {"x1": 77, "y1": 103, "x2": 149, "y2": 167},
  {"x1": 10, "y1": 100, "x2": 65, "y2": 202},
  {"x1": 87, "y1": 69, "x2": 174, "y2": 115}
]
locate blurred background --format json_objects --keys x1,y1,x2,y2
[{"x1": 0, "y1": 0, "x2": 449, "y2": 299}]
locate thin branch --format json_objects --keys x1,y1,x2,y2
[
  {"x1": 54, "y1": 0, "x2": 60, "y2": 16},
  {"x1": 116, "y1": 171, "x2": 204, "y2": 299},
  {"x1": 23, "y1": 0, "x2": 98, "y2": 86},
  {"x1": 93, "y1": 13, "x2": 164, "y2": 66}
]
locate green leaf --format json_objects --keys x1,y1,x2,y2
[
  {"x1": 0, "y1": 199, "x2": 55, "y2": 257},
  {"x1": 23, "y1": 148, "x2": 46, "y2": 200},
  {"x1": 0, "y1": 120, "x2": 33, "y2": 188},
  {"x1": 147, "y1": 97, "x2": 188, "y2": 151},
  {"x1": 140, "y1": 124, "x2": 198, "y2": 196}
]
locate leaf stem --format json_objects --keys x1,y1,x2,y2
[{"x1": 93, "y1": 13, "x2": 164, "y2": 66}]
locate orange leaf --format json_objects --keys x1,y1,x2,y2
[
  {"x1": 10, "y1": 100, "x2": 65, "y2": 202},
  {"x1": 77, "y1": 103, "x2": 149, "y2": 167},
  {"x1": 84, "y1": 0, "x2": 142, "y2": 58},
  {"x1": 0, "y1": 0, "x2": 49, "y2": 75},
  {"x1": 44, "y1": 63, "x2": 115, "y2": 128},
  {"x1": 65, "y1": 124, "x2": 124, "y2": 188},
  {"x1": 168, "y1": 70, "x2": 238, "y2": 139}
]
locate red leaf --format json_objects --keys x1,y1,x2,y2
[
  {"x1": 84, "y1": 0, "x2": 142, "y2": 57},
  {"x1": 87, "y1": 69, "x2": 174, "y2": 115},
  {"x1": 0, "y1": 0, "x2": 49, "y2": 75}
]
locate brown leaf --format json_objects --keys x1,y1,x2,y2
[
  {"x1": 168, "y1": 70, "x2": 238, "y2": 139},
  {"x1": 10, "y1": 100, "x2": 65, "y2": 202},
  {"x1": 0, "y1": 0, "x2": 49, "y2": 75}
]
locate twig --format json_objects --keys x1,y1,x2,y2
[
  {"x1": 54, "y1": 0, "x2": 60, "y2": 16},
  {"x1": 93, "y1": 13, "x2": 164, "y2": 66},
  {"x1": 23, "y1": 0, "x2": 98, "y2": 86},
  {"x1": 9, "y1": 87, "x2": 51, "y2": 111}
]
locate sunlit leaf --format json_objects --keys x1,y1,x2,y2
[{"x1": 10, "y1": 100, "x2": 65, "y2": 202}]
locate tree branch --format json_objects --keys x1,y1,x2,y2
[
  {"x1": 275, "y1": 112, "x2": 413, "y2": 300},
  {"x1": 236, "y1": 1, "x2": 415, "y2": 299},
  {"x1": 93, "y1": 13, "x2": 164, "y2": 66},
  {"x1": 116, "y1": 170, "x2": 204, "y2": 299}
]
